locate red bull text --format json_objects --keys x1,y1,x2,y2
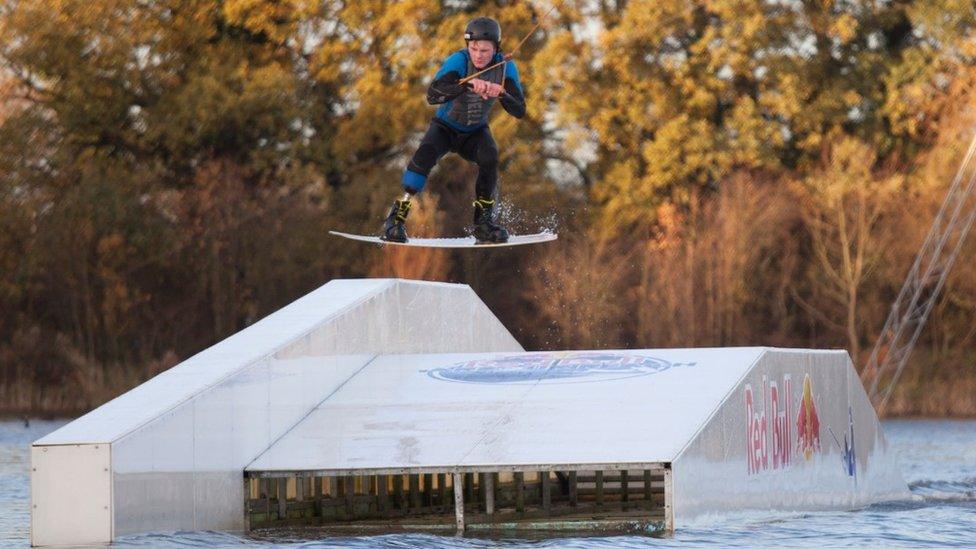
[{"x1": 745, "y1": 374, "x2": 793, "y2": 474}]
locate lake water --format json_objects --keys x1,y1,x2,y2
[{"x1": 3, "y1": 419, "x2": 974, "y2": 547}]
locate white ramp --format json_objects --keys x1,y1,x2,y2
[
  {"x1": 31, "y1": 279, "x2": 521, "y2": 546},
  {"x1": 245, "y1": 347, "x2": 910, "y2": 527},
  {"x1": 32, "y1": 279, "x2": 910, "y2": 544}
]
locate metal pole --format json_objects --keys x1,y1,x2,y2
[
  {"x1": 453, "y1": 473, "x2": 465, "y2": 532},
  {"x1": 485, "y1": 473, "x2": 495, "y2": 519}
]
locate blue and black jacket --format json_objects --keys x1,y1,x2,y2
[{"x1": 426, "y1": 49, "x2": 526, "y2": 132}]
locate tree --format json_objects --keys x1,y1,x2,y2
[{"x1": 796, "y1": 138, "x2": 901, "y2": 363}]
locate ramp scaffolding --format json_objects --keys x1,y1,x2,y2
[
  {"x1": 245, "y1": 465, "x2": 670, "y2": 534},
  {"x1": 864, "y1": 130, "x2": 976, "y2": 412}
]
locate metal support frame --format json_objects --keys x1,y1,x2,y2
[
  {"x1": 663, "y1": 465, "x2": 674, "y2": 533},
  {"x1": 865, "y1": 130, "x2": 976, "y2": 413},
  {"x1": 484, "y1": 473, "x2": 494, "y2": 518},
  {"x1": 245, "y1": 462, "x2": 673, "y2": 533},
  {"x1": 453, "y1": 473, "x2": 465, "y2": 532}
]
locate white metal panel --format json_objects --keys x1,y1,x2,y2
[
  {"x1": 397, "y1": 283, "x2": 520, "y2": 353},
  {"x1": 30, "y1": 444, "x2": 111, "y2": 546},
  {"x1": 36, "y1": 279, "x2": 394, "y2": 446},
  {"x1": 105, "y1": 281, "x2": 521, "y2": 535},
  {"x1": 671, "y1": 349, "x2": 910, "y2": 526},
  {"x1": 111, "y1": 354, "x2": 373, "y2": 535},
  {"x1": 247, "y1": 348, "x2": 765, "y2": 471}
]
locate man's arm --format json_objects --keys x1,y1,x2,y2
[
  {"x1": 499, "y1": 60, "x2": 526, "y2": 119},
  {"x1": 427, "y1": 52, "x2": 467, "y2": 105}
]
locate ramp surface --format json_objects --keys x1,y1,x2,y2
[{"x1": 247, "y1": 348, "x2": 764, "y2": 472}]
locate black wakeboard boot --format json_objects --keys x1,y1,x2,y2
[
  {"x1": 472, "y1": 197, "x2": 509, "y2": 243},
  {"x1": 381, "y1": 198, "x2": 411, "y2": 242}
]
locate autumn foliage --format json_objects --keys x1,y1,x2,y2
[{"x1": 1, "y1": 0, "x2": 974, "y2": 416}]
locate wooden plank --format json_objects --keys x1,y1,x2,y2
[
  {"x1": 644, "y1": 469, "x2": 653, "y2": 501},
  {"x1": 437, "y1": 473, "x2": 446, "y2": 507},
  {"x1": 453, "y1": 473, "x2": 465, "y2": 532},
  {"x1": 296, "y1": 475, "x2": 304, "y2": 502},
  {"x1": 423, "y1": 473, "x2": 433, "y2": 507},
  {"x1": 569, "y1": 471, "x2": 578, "y2": 507},
  {"x1": 344, "y1": 476, "x2": 355, "y2": 516},
  {"x1": 514, "y1": 472, "x2": 525, "y2": 513},
  {"x1": 464, "y1": 472, "x2": 474, "y2": 505},
  {"x1": 328, "y1": 476, "x2": 338, "y2": 499},
  {"x1": 621, "y1": 469, "x2": 629, "y2": 508},
  {"x1": 314, "y1": 476, "x2": 323, "y2": 518},
  {"x1": 377, "y1": 475, "x2": 388, "y2": 512},
  {"x1": 409, "y1": 474, "x2": 421, "y2": 508},
  {"x1": 477, "y1": 473, "x2": 485, "y2": 511},
  {"x1": 542, "y1": 471, "x2": 551, "y2": 512},
  {"x1": 393, "y1": 474, "x2": 404, "y2": 510},
  {"x1": 595, "y1": 471, "x2": 604, "y2": 506}
]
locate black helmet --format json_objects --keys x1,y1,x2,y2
[{"x1": 464, "y1": 17, "x2": 501, "y2": 47}]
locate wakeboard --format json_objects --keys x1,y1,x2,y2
[{"x1": 329, "y1": 230, "x2": 557, "y2": 248}]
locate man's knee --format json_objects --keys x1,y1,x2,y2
[
  {"x1": 409, "y1": 143, "x2": 441, "y2": 175},
  {"x1": 477, "y1": 143, "x2": 499, "y2": 169}
]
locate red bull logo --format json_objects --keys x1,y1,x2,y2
[
  {"x1": 745, "y1": 374, "x2": 793, "y2": 474},
  {"x1": 796, "y1": 374, "x2": 821, "y2": 460}
]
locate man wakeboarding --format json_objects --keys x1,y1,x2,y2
[{"x1": 381, "y1": 17, "x2": 526, "y2": 244}]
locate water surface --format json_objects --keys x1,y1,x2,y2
[{"x1": 3, "y1": 419, "x2": 974, "y2": 547}]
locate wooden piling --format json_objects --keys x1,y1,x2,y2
[
  {"x1": 314, "y1": 476, "x2": 323, "y2": 518},
  {"x1": 569, "y1": 471, "x2": 578, "y2": 507},
  {"x1": 436, "y1": 473, "x2": 446, "y2": 507},
  {"x1": 463, "y1": 473, "x2": 474, "y2": 506},
  {"x1": 423, "y1": 473, "x2": 433, "y2": 507},
  {"x1": 595, "y1": 470, "x2": 604, "y2": 506},
  {"x1": 344, "y1": 476, "x2": 354, "y2": 516},
  {"x1": 621, "y1": 469, "x2": 629, "y2": 508},
  {"x1": 643, "y1": 469, "x2": 652, "y2": 502},
  {"x1": 377, "y1": 475, "x2": 388, "y2": 512},
  {"x1": 409, "y1": 474, "x2": 421, "y2": 509},
  {"x1": 393, "y1": 474, "x2": 405, "y2": 510},
  {"x1": 541, "y1": 471, "x2": 551, "y2": 513},
  {"x1": 514, "y1": 472, "x2": 525, "y2": 513}
]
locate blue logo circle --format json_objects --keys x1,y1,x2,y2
[{"x1": 424, "y1": 352, "x2": 688, "y2": 385}]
